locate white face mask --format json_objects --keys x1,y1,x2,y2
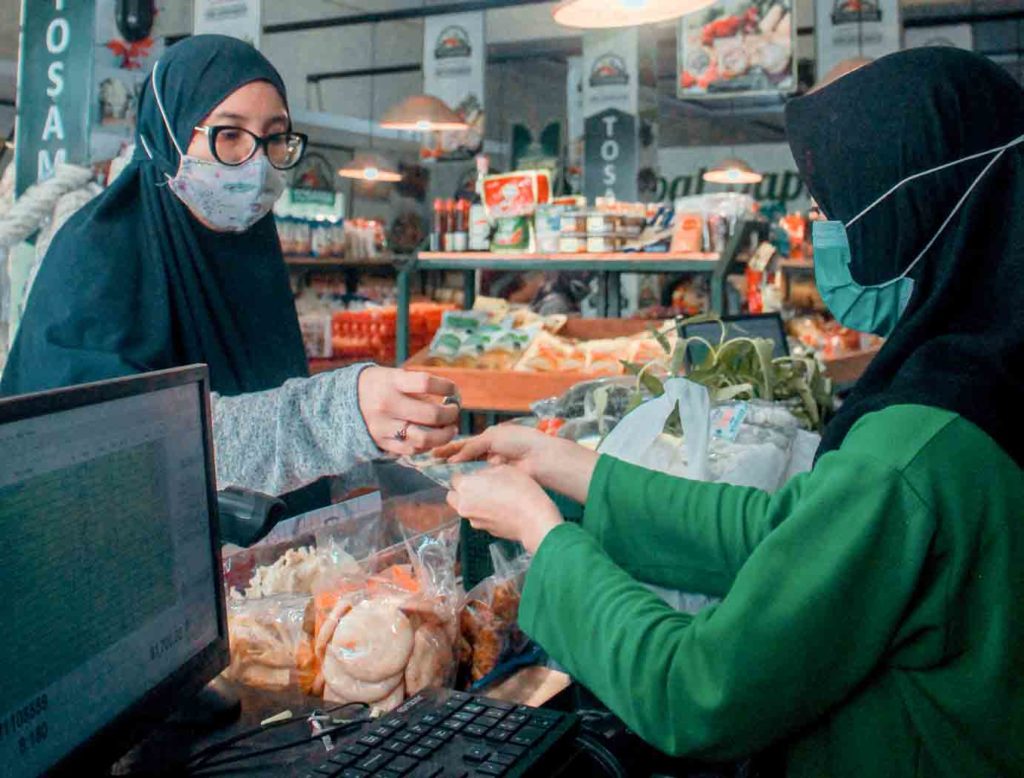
[{"x1": 141, "y1": 63, "x2": 287, "y2": 233}]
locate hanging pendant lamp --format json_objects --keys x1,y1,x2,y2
[
  {"x1": 338, "y1": 151, "x2": 403, "y2": 183},
  {"x1": 338, "y1": 23, "x2": 401, "y2": 183},
  {"x1": 380, "y1": 95, "x2": 468, "y2": 132},
  {"x1": 552, "y1": 0, "x2": 718, "y2": 29},
  {"x1": 703, "y1": 157, "x2": 763, "y2": 185}
]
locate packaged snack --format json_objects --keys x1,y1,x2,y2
[
  {"x1": 482, "y1": 170, "x2": 551, "y2": 219},
  {"x1": 558, "y1": 235, "x2": 587, "y2": 253},
  {"x1": 671, "y1": 212, "x2": 704, "y2": 253},
  {"x1": 585, "y1": 212, "x2": 620, "y2": 235},
  {"x1": 491, "y1": 216, "x2": 533, "y2": 253},
  {"x1": 559, "y1": 212, "x2": 588, "y2": 234},
  {"x1": 459, "y1": 546, "x2": 531, "y2": 686},
  {"x1": 586, "y1": 235, "x2": 625, "y2": 253},
  {"x1": 225, "y1": 594, "x2": 318, "y2": 693}
]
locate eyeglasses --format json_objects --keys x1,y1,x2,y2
[{"x1": 194, "y1": 125, "x2": 308, "y2": 170}]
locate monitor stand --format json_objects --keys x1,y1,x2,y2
[{"x1": 166, "y1": 676, "x2": 242, "y2": 732}]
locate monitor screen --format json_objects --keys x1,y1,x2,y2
[
  {"x1": 681, "y1": 313, "x2": 790, "y2": 366},
  {"x1": 0, "y1": 377, "x2": 221, "y2": 777}
]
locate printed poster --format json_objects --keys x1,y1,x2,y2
[
  {"x1": 815, "y1": 0, "x2": 900, "y2": 79},
  {"x1": 193, "y1": 0, "x2": 262, "y2": 48},
  {"x1": 422, "y1": 11, "x2": 485, "y2": 161},
  {"x1": 677, "y1": 0, "x2": 796, "y2": 98}
]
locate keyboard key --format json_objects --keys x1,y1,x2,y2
[
  {"x1": 388, "y1": 755, "x2": 419, "y2": 775},
  {"x1": 444, "y1": 719, "x2": 467, "y2": 732},
  {"x1": 475, "y1": 763, "x2": 507, "y2": 776},
  {"x1": 478, "y1": 709, "x2": 506, "y2": 723},
  {"x1": 383, "y1": 740, "x2": 407, "y2": 754},
  {"x1": 496, "y1": 744, "x2": 525, "y2": 758},
  {"x1": 355, "y1": 751, "x2": 392, "y2": 772},
  {"x1": 419, "y1": 713, "x2": 443, "y2": 725},
  {"x1": 406, "y1": 745, "x2": 432, "y2": 759},
  {"x1": 451, "y1": 710, "x2": 477, "y2": 723},
  {"x1": 346, "y1": 743, "x2": 372, "y2": 756},
  {"x1": 505, "y1": 713, "x2": 529, "y2": 725},
  {"x1": 463, "y1": 703, "x2": 487, "y2": 715},
  {"x1": 528, "y1": 715, "x2": 555, "y2": 730},
  {"x1": 480, "y1": 698, "x2": 514, "y2": 710},
  {"x1": 410, "y1": 724, "x2": 432, "y2": 736},
  {"x1": 313, "y1": 766, "x2": 336, "y2": 775},
  {"x1": 510, "y1": 726, "x2": 545, "y2": 746},
  {"x1": 397, "y1": 731, "x2": 419, "y2": 744},
  {"x1": 370, "y1": 725, "x2": 396, "y2": 738},
  {"x1": 464, "y1": 723, "x2": 491, "y2": 738},
  {"x1": 496, "y1": 720, "x2": 520, "y2": 733},
  {"x1": 357, "y1": 734, "x2": 383, "y2": 747},
  {"x1": 340, "y1": 770, "x2": 369, "y2": 778},
  {"x1": 409, "y1": 764, "x2": 444, "y2": 778},
  {"x1": 514, "y1": 706, "x2": 534, "y2": 716},
  {"x1": 449, "y1": 691, "x2": 473, "y2": 703},
  {"x1": 329, "y1": 751, "x2": 357, "y2": 767},
  {"x1": 381, "y1": 717, "x2": 407, "y2": 730},
  {"x1": 421, "y1": 735, "x2": 446, "y2": 748},
  {"x1": 489, "y1": 753, "x2": 517, "y2": 766},
  {"x1": 463, "y1": 745, "x2": 492, "y2": 763}
]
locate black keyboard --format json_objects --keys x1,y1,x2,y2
[{"x1": 304, "y1": 688, "x2": 578, "y2": 778}]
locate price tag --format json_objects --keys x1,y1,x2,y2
[{"x1": 749, "y1": 241, "x2": 777, "y2": 272}]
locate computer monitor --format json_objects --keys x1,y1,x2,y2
[
  {"x1": 679, "y1": 312, "x2": 790, "y2": 368},
  {"x1": 0, "y1": 366, "x2": 227, "y2": 777}
]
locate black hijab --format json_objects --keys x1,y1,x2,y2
[
  {"x1": 785, "y1": 48, "x2": 1024, "y2": 467},
  {"x1": 1, "y1": 35, "x2": 307, "y2": 397}
]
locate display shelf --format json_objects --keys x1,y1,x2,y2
[
  {"x1": 285, "y1": 255, "x2": 397, "y2": 269},
  {"x1": 394, "y1": 221, "x2": 766, "y2": 365},
  {"x1": 403, "y1": 318, "x2": 659, "y2": 414},
  {"x1": 776, "y1": 257, "x2": 813, "y2": 270}
]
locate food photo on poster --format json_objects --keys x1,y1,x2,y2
[{"x1": 678, "y1": 0, "x2": 795, "y2": 97}]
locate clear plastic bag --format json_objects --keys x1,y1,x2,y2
[
  {"x1": 224, "y1": 593, "x2": 318, "y2": 693},
  {"x1": 309, "y1": 521, "x2": 462, "y2": 713},
  {"x1": 529, "y1": 376, "x2": 640, "y2": 422},
  {"x1": 459, "y1": 545, "x2": 531, "y2": 686}
]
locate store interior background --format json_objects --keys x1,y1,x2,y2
[{"x1": 2, "y1": 0, "x2": 1022, "y2": 225}]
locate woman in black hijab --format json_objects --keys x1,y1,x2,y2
[
  {"x1": 1, "y1": 36, "x2": 457, "y2": 500},
  {"x1": 438, "y1": 48, "x2": 1024, "y2": 776}
]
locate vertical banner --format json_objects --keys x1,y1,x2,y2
[
  {"x1": 582, "y1": 28, "x2": 639, "y2": 202},
  {"x1": 815, "y1": 0, "x2": 900, "y2": 78},
  {"x1": 193, "y1": 0, "x2": 262, "y2": 48},
  {"x1": 14, "y1": 0, "x2": 96, "y2": 196},
  {"x1": 422, "y1": 11, "x2": 485, "y2": 162},
  {"x1": 677, "y1": 0, "x2": 795, "y2": 98}
]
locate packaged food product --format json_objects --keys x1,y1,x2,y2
[
  {"x1": 558, "y1": 235, "x2": 587, "y2": 253},
  {"x1": 459, "y1": 546, "x2": 531, "y2": 685},
  {"x1": 491, "y1": 216, "x2": 533, "y2": 253},
  {"x1": 586, "y1": 212, "x2": 620, "y2": 235},
  {"x1": 468, "y1": 204, "x2": 490, "y2": 251},
  {"x1": 225, "y1": 594, "x2": 318, "y2": 692},
  {"x1": 482, "y1": 170, "x2": 551, "y2": 219},
  {"x1": 586, "y1": 235, "x2": 625, "y2": 253},
  {"x1": 671, "y1": 212, "x2": 704, "y2": 253},
  {"x1": 559, "y1": 212, "x2": 588, "y2": 234},
  {"x1": 534, "y1": 204, "x2": 566, "y2": 253}
]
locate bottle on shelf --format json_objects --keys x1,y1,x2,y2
[
  {"x1": 430, "y1": 198, "x2": 445, "y2": 252},
  {"x1": 469, "y1": 154, "x2": 490, "y2": 251}
]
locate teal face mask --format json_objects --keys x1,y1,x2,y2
[{"x1": 811, "y1": 133, "x2": 1024, "y2": 337}]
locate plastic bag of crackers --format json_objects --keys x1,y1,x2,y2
[
  {"x1": 458, "y1": 545, "x2": 532, "y2": 687},
  {"x1": 308, "y1": 522, "x2": 462, "y2": 713}
]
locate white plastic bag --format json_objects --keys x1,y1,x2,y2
[{"x1": 596, "y1": 378, "x2": 821, "y2": 614}]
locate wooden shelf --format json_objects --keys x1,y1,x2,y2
[{"x1": 286, "y1": 256, "x2": 397, "y2": 269}]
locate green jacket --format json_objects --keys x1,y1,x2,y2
[{"x1": 519, "y1": 405, "x2": 1024, "y2": 777}]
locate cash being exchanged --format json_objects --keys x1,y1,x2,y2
[{"x1": 399, "y1": 448, "x2": 487, "y2": 490}]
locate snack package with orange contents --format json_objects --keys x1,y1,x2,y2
[
  {"x1": 309, "y1": 521, "x2": 462, "y2": 712},
  {"x1": 224, "y1": 593, "x2": 318, "y2": 693},
  {"x1": 458, "y1": 545, "x2": 532, "y2": 688}
]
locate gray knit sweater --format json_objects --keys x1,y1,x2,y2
[{"x1": 210, "y1": 364, "x2": 381, "y2": 496}]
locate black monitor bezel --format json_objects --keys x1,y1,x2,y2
[
  {"x1": 678, "y1": 312, "x2": 790, "y2": 368},
  {"x1": 0, "y1": 365, "x2": 228, "y2": 777}
]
